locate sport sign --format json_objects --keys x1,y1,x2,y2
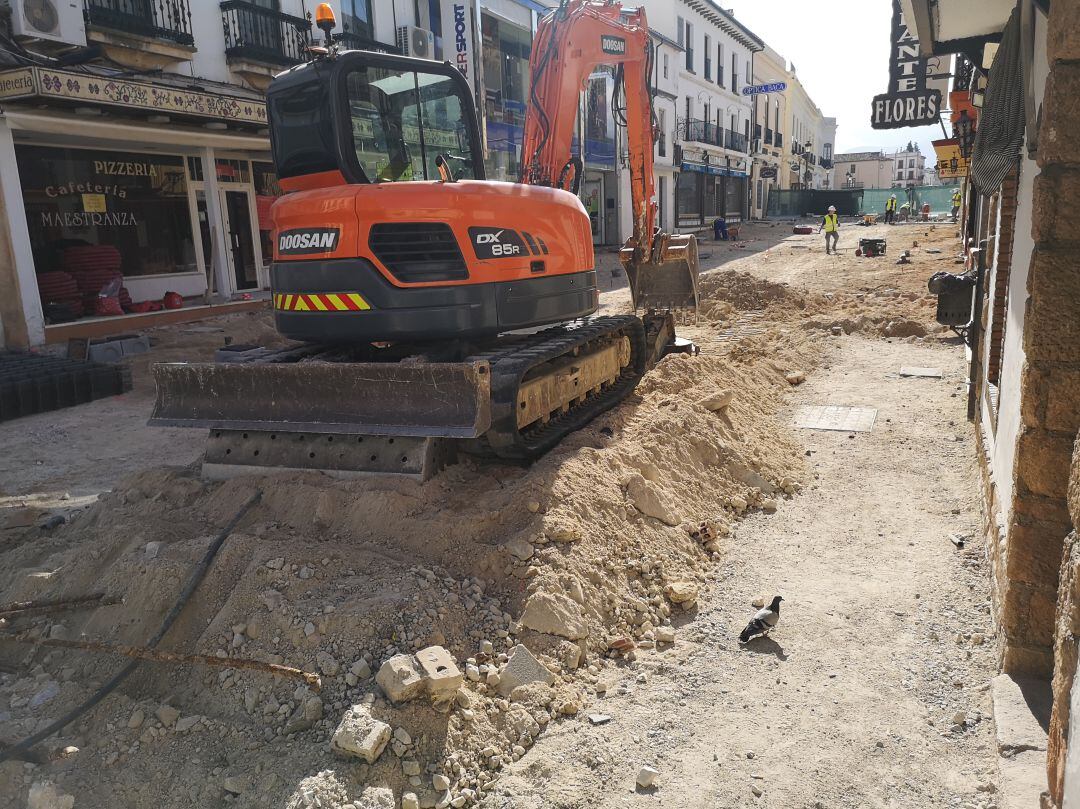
[
  {"x1": 742, "y1": 82, "x2": 786, "y2": 96},
  {"x1": 871, "y1": 0, "x2": 942, "y2": 129}
]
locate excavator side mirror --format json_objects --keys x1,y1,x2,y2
[{"x1": 435, "y1": 154, "x2": 455, "y2": 183}]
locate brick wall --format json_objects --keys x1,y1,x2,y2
[
  {"x1": 988, "y1": 167, "x2": 1020, "y2": 385},
  {"x1": 1046, "y1": 435, "x2": 1080, "y2": 807},
  {"x1": 992, "y1": 0, "x2": 1080, "y2": 677}
]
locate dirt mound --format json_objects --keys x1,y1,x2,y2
[
  {"x1": 0, "y1": 333, "x2": 812, "y2": 808},
  {"x1": 697, "y1": 271, "x2": 814, "y2": 314}
]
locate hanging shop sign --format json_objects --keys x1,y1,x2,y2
[
  {"x1": 0, "y1": 67, "x2": 266, "y2": 124},
  {"x1": 742, "y1": 82, "x2": 787, "y2": 96},
  {"x1": 759, "y1": 166, "x2": 778, "y2": 179},
  {"x1": 932, "y1": 138, "x2": 970, "y2": 180},
  {"x1": 871, "y1": 0, "x2": 942, "y2": 130},
  {"x1": 441, "y1": 0, "x2": 477, "y2": 91}
]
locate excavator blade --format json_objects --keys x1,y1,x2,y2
[
  {"x1": 149, "y1": 360, "x2": 492, "y2": 438},
  {"x1": 622, "y1": 233, "x2": 700, "y2": 316}
]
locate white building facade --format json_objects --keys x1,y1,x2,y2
[
  {"x1": 748, "y1": 48, "x2": 837, "y2": 218},
  {"x1": 635, "y1": 0, "x2": 763, "y2": 231}
]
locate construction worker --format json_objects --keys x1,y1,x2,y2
[
  {"x1": 951, "y1": 187, "x2": 963, "y2": 222},
  {"x1": 819, "y1": 206, "x2": 840, "y2": 254},
  {"x1": 885, "y1": 194, "x2": 898, "y2": 225}
]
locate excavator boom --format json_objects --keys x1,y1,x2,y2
[{"x1": 521, "y1": 0, "x2": 699, "y2": 314}]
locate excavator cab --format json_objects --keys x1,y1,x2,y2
[
  {"x1": 270, "y1": 51, "x2": 483, "y2": 189},
  {"x1": 261, "y1": 50, "x2": 600, "y2": 344}
]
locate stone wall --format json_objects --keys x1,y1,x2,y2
[
  {"x1": 1045, "y1": 435, "x2": 1080, "y2": 808},
  {"x1": 995, "y1": 0, "x2": 1080, "y2": 674}
]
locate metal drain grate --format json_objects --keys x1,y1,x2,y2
[{"x1": 0, "y1": 352, "x2": 132, "y2": 423}]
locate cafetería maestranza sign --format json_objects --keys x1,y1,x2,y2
[
  {"x1": 871, "y1": 0, "x2": 942, "y2": 130},
  {"x1": 0, "y1": 67, "x2": 267, "y2": 126}
]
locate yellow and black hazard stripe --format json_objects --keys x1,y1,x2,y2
[{"x1": 273, "y1": 293, "x2": 371, "y2": 312}]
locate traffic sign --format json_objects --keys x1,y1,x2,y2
[{"x1": 742, "y1": 82, "x2": 787, "y2": 96}]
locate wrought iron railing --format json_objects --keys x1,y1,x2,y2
[
  {"x1": 821, "y1": 158, "x2": 833, "y2": 170},
  {"x1": 684, "y1": 118, "x2": 723, "y2": 147},
  {"x1": 337, "y1": 30, "x2": 400, "y2": 54},
  {"x1": 726, "y1": 130, "x2": 747, "y2": 153},
  {"x1": 954, "y1": 56, "x2": 974, "y2": 92},
  {"x1": 764, "y1": 128, "x2": 773, "y2": 145},
  {"x1": 221, "y1": 1, "x2": 311, "y2": 66},
  {"x1": 84, "y1": 0, "x2": 193, "y2": 45}
]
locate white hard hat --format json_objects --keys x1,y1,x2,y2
[
  {"x1": 828, "y1": 206, "x2": 836, "y2": 212},
  {"x1": 890, "y1": 193, "x2": 897, "y2": 198}
]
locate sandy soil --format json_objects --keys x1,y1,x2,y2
[{"x1": 0, "y1": 218, "x2": 992, "y2": 809}]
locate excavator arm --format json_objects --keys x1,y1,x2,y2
[{"x1": 520, "y1": 0, "x2": 699, "y2": 314}]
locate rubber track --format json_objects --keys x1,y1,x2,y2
[
  {"x1": 209, "y1": 316, "x2": 648, "y2": 461},
  {"x1": 467, "y1": 315, "x2": 647, "y2": 460}
]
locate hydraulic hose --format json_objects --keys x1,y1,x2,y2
[{"x1": 0, "y1": 490, "x2": 262, "y2": 764}]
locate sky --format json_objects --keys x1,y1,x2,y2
[{"x1": 725, "y1": 0, "x2": 945, "y2": 160}]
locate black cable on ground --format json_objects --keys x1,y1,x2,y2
[{"x1": 0, "y1": 490, "x2": 262, "y2": 764}]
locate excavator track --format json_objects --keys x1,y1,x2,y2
[
  {"x1": 468, "y1": 314, "x2": 647, "y2": 460},
  {"x1": 150, "y1": 315, "x2": 650, "y2": 478}
]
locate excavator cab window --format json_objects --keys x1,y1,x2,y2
[
  {"x1": 268, "y1": 52, "x2": 485, "y2": 186},
  {"x1": 344, "y1": 64, "x2": 478, "y2": 183}
]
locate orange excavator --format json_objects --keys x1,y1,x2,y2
[{"x1": 150, "y1": 1, "x2": 699, "y2": 478}]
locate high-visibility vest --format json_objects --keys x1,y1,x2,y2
[
  {"x1": 823, "y1": 214, "x2": 839, "y2": 233},
  {"x1": 952, "y1": 190, "x2": 962, "y2": 204},
  {"x1": 886, "y1": 198, "x2": 897, "y2": 212}
]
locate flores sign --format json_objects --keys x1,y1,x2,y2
[{"x1": 871, "y1": 0, "x2": 941, "y2": 130}]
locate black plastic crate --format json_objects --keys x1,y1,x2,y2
[{"x1": 0, "y1": 352, "x2": 133, "y2": 423}]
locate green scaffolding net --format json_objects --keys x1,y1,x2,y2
[{"x1": 766, "y1": 184, "x2": 963, "y2": 218}]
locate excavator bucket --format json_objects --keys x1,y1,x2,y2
[
  {"x1": 149, "y1": 360, "x2": 492, "y2": 438},
  {"x1": 622, "y1": 233, "x2": 700, "y2": 317}
]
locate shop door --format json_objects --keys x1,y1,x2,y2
[
  {"x1": 582, "y1": 175, "x2": 603, "y2": 245},
  {"x1": 222, "y1": 190, "x2": 259, "y2": 291}
]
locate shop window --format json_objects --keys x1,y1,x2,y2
[
  {"x1": 17, "y1": 145, "x2": 197, "y2": 279},
  {"x1": 187, "y1": 156, "x2": 203, "y2": 182},
  {"x1": 216, "y1": 159, "x2": 251, "y2": 184},
  {"x1": 583, "y1": 70, "x2": 615, "y2": 168},
  {"x1": 481, "y1": 12, "x2": 531, "y2": 181},
  {"x1": 677, "y1": 171, "x2": 701, "y2": 224},
  {"x1": 253, "y1": 161, "x2": 284, "y2": 271}
]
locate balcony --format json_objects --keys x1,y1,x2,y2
[
  {"x1": 337, "y1": 30, "x2": 400, "y2": 54},
  {"x1": 684, "y1": 118, "x2": 723, "y2": 147},
  {"x1": 726, "y1": 130, "x2": 747, "y2": 153},
  {"x1": 821, "y1": 158, "x2": 834, "y2": 170},
  {"x1": 83, "y1": 0, "x2": 195, "y2": 69},
  {"x1": 221, "y1": 1, "x2": 312, "y2": 88}
]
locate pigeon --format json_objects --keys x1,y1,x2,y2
[{"x1": 739, "y1": 596, "x2": 783, "y2": 643}]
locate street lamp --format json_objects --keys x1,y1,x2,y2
[{"x1": 955, "y1": 110, "x2": 976, "y2": 159}]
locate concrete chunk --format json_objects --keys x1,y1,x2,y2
[
  {"x1": 416, "y1": 645, "x2": 464, "y2": 700},
  {"x1": 376, "y1": 654, "x2": 424, "y2": 704},
  {"x1": 991, "y1": 673, "x2": 1051, "y2": 754},
  {"x1": 519, "y1": 591, "x2": 589, "y2": 640},
  {"x1": 497, "y1": 644, "x2": 555, "y2": 697},
  {"x1": 330, "y1": 704, "x2": 392, "y2": 763}
]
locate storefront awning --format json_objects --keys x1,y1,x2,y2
[
  {"x1": 903, "y1": 0, "x2": 1012, "y2": 57},
  {"x1": 681, "y1": 162, "x2": 748, "y2": 178},
  {"x1": 0, "y1": 67, "x2": 267, "y2": 127}
]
